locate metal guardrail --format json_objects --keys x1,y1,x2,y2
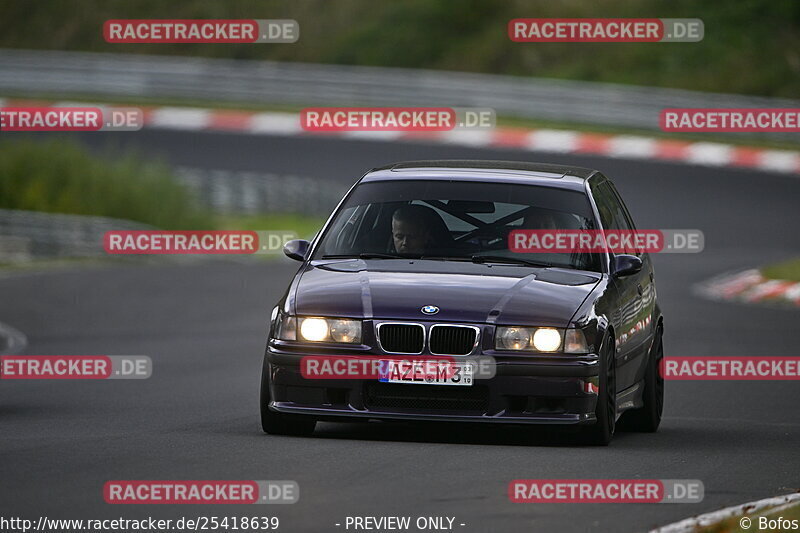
[
  {"x1": 0, "y1": 209, "x2": 153, "y2": 261},
  {"x1": 1, "y1": 48, "x2": 799, "y2": 140},
  {"x1": 0, "y1": 169, "x2": 341, "y2": 261},
  {"x1": 175, "y1": 167, "x2": 345, "y2": 216}
]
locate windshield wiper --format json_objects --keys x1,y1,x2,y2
[
  {"x1": 471, "y1": 255, "x2": 554, "y2": 268},
  {"x1": 321, "y1": 253, "x2": 557, "y2": 268},
  {"x1": 321, "y1": 253, "x2": 416, "y2": 260},
  {"x1": 419, "y1": 256, "x2": 473, "y2": 262}
]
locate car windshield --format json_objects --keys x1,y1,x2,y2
[{"x1": 313, "y1": 179, "x2": 602, "y2": 271}]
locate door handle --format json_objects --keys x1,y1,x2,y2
[{"x1": 637, "y1": 284, "x2": 644, "y2": 296}]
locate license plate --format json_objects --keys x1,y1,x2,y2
[{"x1": 379, "y1": 360, "x2": 473, "y2": 386}]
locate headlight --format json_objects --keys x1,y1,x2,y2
[
  {"x1": 496, "y1": 326, "x2": 586, "y2": 353},
  {"x1": 298, "y1": 317, "x2": 362, "y2": 344},
  {"x1": 496, "y1": 327, "x2": 533, "y2": 350},
  {"x1": 329, "y1": 319, "x2": 361, "y2": 343},
  {"x1": 300, "y1": 318, "x2": 329, "y2": 341},
  {"x1": 532, "y1": 328, "x2": 561, "y2": 352}
]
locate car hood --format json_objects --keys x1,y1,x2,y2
[{"x1": 293, "y1": 259, "x2": 600, "y2": 327}]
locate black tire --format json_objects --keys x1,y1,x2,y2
[
  {"x1": 260, "y1": 365, "x2": 316, "y2": 437},
  {"x1": 579, "y1": 335, "x2": 616, "y2": 446},
  {"x1": 618, "y1": 327, "x2": 664, "y2": 433}
]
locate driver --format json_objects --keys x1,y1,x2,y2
[
  {"x1": 391, "y1": 205, "x2": 444, "y2": 254},
  {"x1": 522, "y1": 208, "x2": 560, "y2": 230}
]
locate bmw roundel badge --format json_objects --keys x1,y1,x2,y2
[{"x1": 421, "y1": 305, "x2": 439, "y2": 315}]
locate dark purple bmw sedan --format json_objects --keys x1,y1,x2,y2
[{"x1": 261, "y1": 160, "x2": 663, "y2": 445}]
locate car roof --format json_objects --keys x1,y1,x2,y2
[{"x1": 362, "y1": 160, "x2": 599, "y2": 192}]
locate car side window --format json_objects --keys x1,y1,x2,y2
[
  {"x1": 591, "y1": 181, "x2": 626, "y2": 232},
  {"x1": 608, "y1": 183, "x2": 645, "y2": 256},
  {"x1": 321, "y1": 205, "x2": 362, "y2": 254},
  {"x1": 606, "y1": 182, "x2": 638, "y2": 231},
  {"x1": 599, "y1": 183, "x2": 631, "y2": 232},
  {"x1": 591, "y1": 179, "x2": 643, "y2": 256}
]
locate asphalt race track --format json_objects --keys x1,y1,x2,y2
[{"x1": 1, "y1": 130, "x2": 799, "y2": 532}]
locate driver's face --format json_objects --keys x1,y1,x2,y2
[{"x1": 392, "y1": 219, "x2": 430, "y2": 254}]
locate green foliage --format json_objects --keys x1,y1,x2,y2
[
  {"x1": 0, "y1": 139, "x2": 210, "y2": 229},
  {"x1": 762, "y1": 258, "x2": 800, "y2": 282},
  {"x1": 0, "y1": 0, "x2": 798, "y2": 96},
  {"x1": 216, "y1": 214, "x2": 324, "y2": 240}
]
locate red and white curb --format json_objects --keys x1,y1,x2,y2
[
  {"x1": 696, "y1": 268, "x2": 800, "y2": 307},
  {"x1": 2, "y1": 98, "x2": 799, "y2": 175},
  {"x1": 650, "y1": 492, "x2": 800, "y2": 533}
]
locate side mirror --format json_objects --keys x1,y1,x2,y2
[
  {"x1": 283, "y1": 239, "x2": 310, "y2": 262},
  {"x1": 612, "y1": 254, "x2": 642, "y2": 278}
]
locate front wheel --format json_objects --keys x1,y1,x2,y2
[
  {"x1": 618, "y1": 328, "x2": 664, "y2": 432},
  {"x1": 579, "y1": 335, "x2": 616, "y2": 446},
  {"x1": 260, "y1": 364, "x2": 316, "y2": 436}
]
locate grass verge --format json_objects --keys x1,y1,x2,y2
[
  {"x1": 0, "y1": 138, "x2": 325, "y2": 268},
  {"x1": 216, "y1": 214, "x2": 325, "y2": 240},
  {"x1": 761, "y1": 258, "x2": 800, "y2": 282},
  {"x1": 0, "y1": 138, "x2": 210, "y2": 229},
  {"x1": 0, "y1": 139, "x2": 325, "y2": 236}
]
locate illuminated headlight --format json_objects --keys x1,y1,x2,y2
[
  {"x1": 532, "y1": 328, "x2": 562, "y2": 352},
  {"x1": 298, "y1": 317, "x2": 361, "y2": 344},
  {"x1": 300, "y1": 318, "x2": 328, "y2": 341},
  {"x1": 496, "y1": 327, "x2": 587, "y2": 353}
]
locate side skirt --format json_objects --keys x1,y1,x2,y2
[{"x1": 615, "y1": 380, "x2": 644, "y2": 418}]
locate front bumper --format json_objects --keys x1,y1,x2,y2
[{"x1": 266, "y1": 347, "x2": 601, "y2": 425}]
